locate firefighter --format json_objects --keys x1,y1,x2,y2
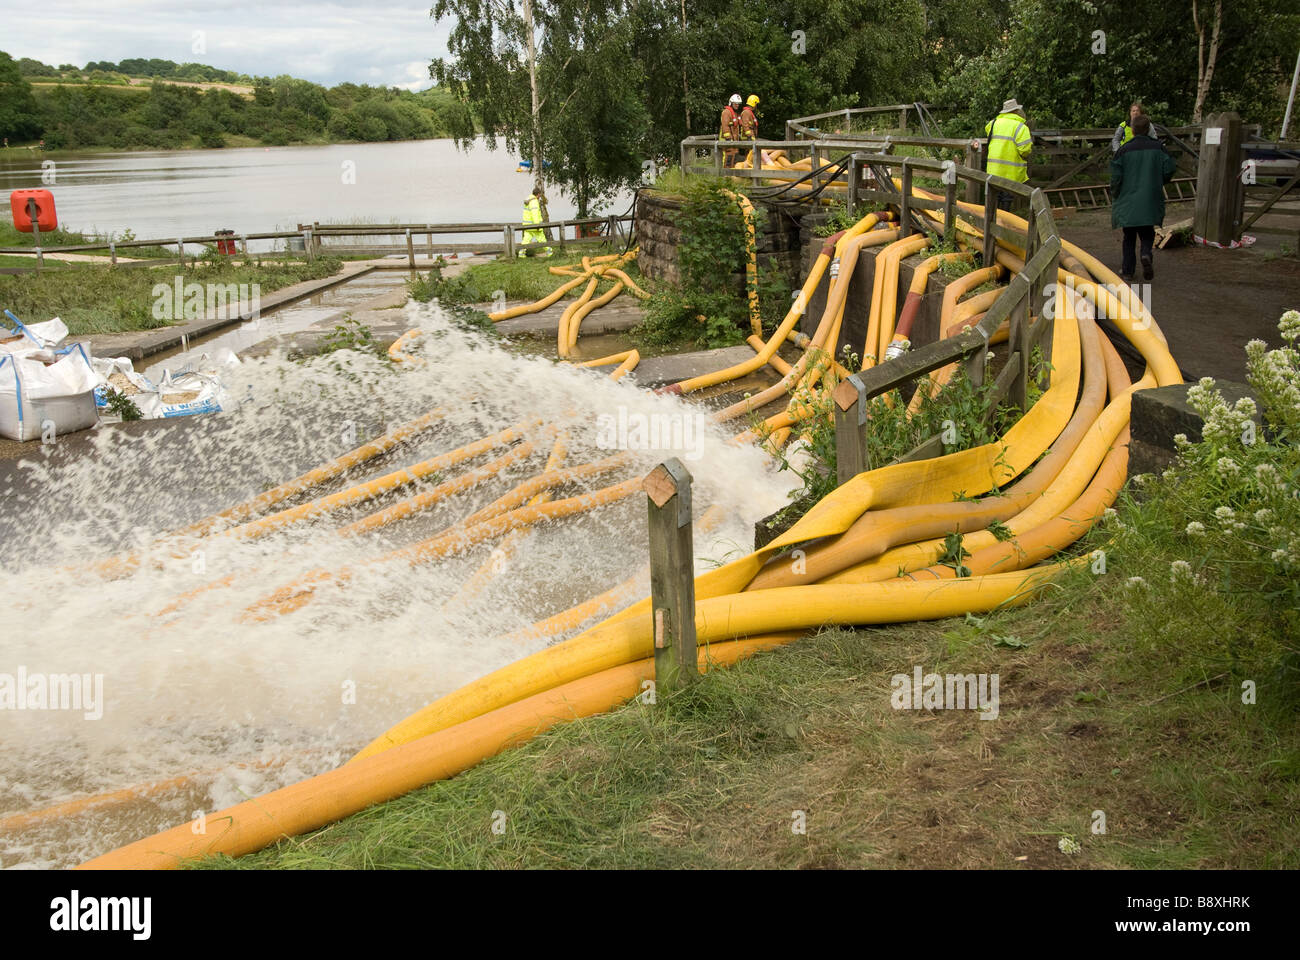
[
  {"x1": 720, "y1": 93, "x2": 743, "y2": 167},
  {"x1": 741, "y1": 95, "x2": 760, "y2": 141},
  {"x1": 981, "y1": 98, "x2": 1033, "y2": 210},
  {"x1": 520, "y1": 186, "x2": 551, "y2": 257},
  {"x1": 1111, "y1": 101, "x2": 1143, "y2": 153}
]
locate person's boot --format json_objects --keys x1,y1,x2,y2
[{"x1": 1141, "y1": 255, "x2": 1153, "y2": 280}]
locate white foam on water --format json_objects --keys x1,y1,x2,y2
[{"x1": 0, "y1": 298, "x2": 802, "y2": 867}]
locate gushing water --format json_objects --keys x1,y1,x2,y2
[{"x1": 0, "y1": 299, "x2": 800, "y2": 868}]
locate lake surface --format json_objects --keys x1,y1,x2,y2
[{"x1": 0, "y1": 139, "x2": 631, "y2": 247}]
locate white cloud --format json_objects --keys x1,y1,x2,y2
[{"x1": 1, "y1": 0, "x2": 454, "y2": 89}]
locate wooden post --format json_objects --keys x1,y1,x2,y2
[
  {"x1": 644, "y1": 459, "x2": 697, "y2": 693},
  {"x1": 982, "y1": 180, "x2": 997, "y2": 268},
  {"x1": 1193, "y1": 111, "x2": 1244, "y2": 245},
  {"x1": 713, "y1": 142, "x2": 721, "y2": 176},
  {"x1": 1010, "y1": 291, "x2": 1031, "y2": 410},
  {"x1": 963, "y1": 149, "x2": 980, "y2": 203},
  {"x1": 109, "y1": 241, "x2": 116, "y2": 267},
  {"x1": 943, "y1": 178, "x2": 957, "y2": 243},
  {"x1": 558, "y1": 220, "x2": 567, "y2": 251},
  {"x1": 846, "y1": 155, "x2": 858, "y2": 216},
  {"x1": 240, "y1": 234, "x2": 249, "y2": 258},
  {"x1": 680, "y1": 141, "x2": 691, "y2": 174},
  {"x1": 177, "y1": 237, "x2": 185, "y2": 269},
  {"x1": 503, "y1": 225, "x2": 515, "y2": 258},
  {"x1": 313, "y1": 221, "x2": 322, "y2": 255},
  {"x1": 900, "y1": 161, "x2": 913, "y2": 238},
  {"x1": 899, "y1": 106, "x2": 908, "y2": 130},
  {"x1": 751, "y1": 138, "x2": 760, "y2": 187},
  {"x1": 833, "y1": 375, "x2": 869, "y2": 485},
  {"x1": 305, "y1": 229, "x2": 315, "y2": 263},
  {"x1": 405, "y1": 228, "x2": 415, "y2": 269},
  {"x1": 426, "y1": 226, "x2": 433, "y2": 258},
  {"x1": 27, "y1": 199, "x2": 42, "y2": 272},
  {"x1": 1025, "y1": 197, "x2": 1039, "y2": 264}
]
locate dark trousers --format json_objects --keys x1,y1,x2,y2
[
  {"x1": 1121, "y1": 225, "x2": 1154, "y2": 278},
  {"x1": 996, "y1": 190, "x2": 1015, "y2": 212}
]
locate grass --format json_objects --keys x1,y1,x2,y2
[
  {"x1": 202, "y1": 555, "x2": 1298, "y2": 869},
  {"x1": 0, "y1": 256, "x2": 343, "y2": 335},
  {"x1": 454, "y1": 249, "x2": 644, "y2": 305}
]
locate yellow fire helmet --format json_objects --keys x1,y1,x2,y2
[{"x1": 747, "y1": 95, "x2": 760, "y2": 108}]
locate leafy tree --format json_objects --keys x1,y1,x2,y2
[{"x1": 0, "y1": 51, "x2": 42, "y2": 141}]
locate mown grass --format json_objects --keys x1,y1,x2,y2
[
  {"x1": 203, "y1": 555, "x2": 1298, "y2": 870},
  {"x1": 0, "y1": 257, "x2": 343, "y2": 335}
]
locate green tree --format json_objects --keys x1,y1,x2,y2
[{"x1": 0, "y1": 51, "x2": 42, "y2": 141}]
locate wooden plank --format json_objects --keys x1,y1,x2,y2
[
  {"x1": 833, "y1": 376, "x2": 869, "y2": 484},
  {"x1": 644, "y1": 459, "x2": 697, "y2": 693}
]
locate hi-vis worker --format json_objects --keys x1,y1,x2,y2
[
  {"x1": 720, "y1": 93, "x2": 743, "y2": 166},
  {"x1": 1112, "y1": 101, "x2": 1143, "y2": 153},
  {"x1": 741, "y1": 95, "x2": 760, "y2": 140},
  {"x1": 521, "y1": 185, "x2": 551, "y2": 257},
  {"x1": 981, "y1": 98, "x2": 1033, "y2": 210}
]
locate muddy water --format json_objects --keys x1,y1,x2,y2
[
  {"x1": 0, "y1": 299, "x2": 799, "y2": 868},
  {"x1": 0, "y1": 139, "x2": 633, "y2": 252}
]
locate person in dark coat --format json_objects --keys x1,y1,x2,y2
[{"x1": 1110, "y1": 114, "x2": 1176, "y2": 281}]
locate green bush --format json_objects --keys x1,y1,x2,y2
[{"x1": 1102, "y1": 310, "x2": 1300, "y2": 693}]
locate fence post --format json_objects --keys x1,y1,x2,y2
[
  {"x1": 899, "y1": 106, "x2": 908, "y2": 130},
  {"x1": 503, "y1": 225, "x2": 515, "y2": 259},
  {"x1": 28, "y1": 199, "x2": 43, "y2": 272},
  {"x1": 1193, "y1": 111, "x2": 1244, "y2": 245},
  {"x1": 426, "y1": 226, "x2": 434, "y2": 258},
  {"x1": 1010, "y1": 292, "x2": 1031, "y2": 410},
  {"x1": 943, "y1": 178, "x2": 957, "y2": 244},
  {"x1": 963, "y1": 148, "x2": 981, "y2": 203},
  {"x1": 982, "y1": 180, "x2": 998, "y2": 268},
  {"x1": 713, "y1": 142, "x2": 722, "y2": 176},
  {"x1": 559, "y1": 220, "x2": 567, "y2": 251},
  {"x1": 752, "y1": 139, "x2": 761, "y2": 187},
  {"x1": 900, "y1": 161, "x2": 913, "y2": 238},
  {"x1": 109, "y1": 241, "x2": 116, "y2": 267},
  {"x1": 177, "y1": 237, "x2": 185, "y2": 269},
  {"x1": 681, "y1": 140, "x2": 690, "y2": 174},
  {"x1": 405, "y1": 228, "x2": 415, "y2": 269},
  {"x1": 240, "y1": 234, "x2": 249, "y2": 258},
  {"x1": 832, "y1": 375, "x2": 869, "y2": 485},
  {"x1": 846, "y1": 155, "x2": 858, "y2": 217},
  {"x1": 644, "y1": 459, "x2": 697, "y2": 694},
  {"x1": 305, "y1": 229, "x2": 316, "y2": 263}
]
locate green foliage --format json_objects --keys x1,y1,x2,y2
[
  {"x1": 0, "y1": 51, "x2": 42, "y2": 140},
  {"x1": 637, "y1": 178, "x2": 780, "y2": 350},
  {"x1": 936, "y1": 0, "x2": 1300, "y2": 134},
  {"x1": 1099, "y1": 311, "x2": 1300, "y2": 692},
  {"x1": 5, "y1": 50, "x2": 467, "y2": 149},
  {"x1": 320, "y1": 315, "x2": 381, "y2": 356},
  {"x1": 102, "y1": 388, "x2": 142, "y2": 421}
]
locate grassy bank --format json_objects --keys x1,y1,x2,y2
[
  {"x1": 204, "y1": 564, "x2": 1298, "y2": 869},
  {"x1": 0, "y1": 257, "x2": 343, "y2": 335}
]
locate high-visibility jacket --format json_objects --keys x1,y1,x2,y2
[
  {"x1": 984, "y1": 112, "x2": 1032, "y2": 183},
  {"x1": 521, "y1": 195, "x2": 548, "y2": 251},
  {"x1": 1111, "y1": 120, "x2": 1134, "y2": 153},
  {"x1": 719, "y1": 105, "x2": 742, "y2": 142},
  {"x1": 740, "y1": 105, "x2": 758, "y2": 140}
]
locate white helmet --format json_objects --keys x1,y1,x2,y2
[{"x1": 729, "y1": 94, "x2": 742, "y2": 107}]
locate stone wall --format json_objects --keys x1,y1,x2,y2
[{"x1": 635, "y1": 191, "x2": 803, "y2": 290}]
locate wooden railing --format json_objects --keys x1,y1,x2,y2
[
  {"x1": 821, "y1": 158, "x2": 1060, "y2": 482},
  {"x1": 0, "y1": 215, "x2": 635, "y2": 272}
]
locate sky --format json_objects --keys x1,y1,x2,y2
[{"x1": 0, "y1": 0, "x2": 455, "y2": 90}]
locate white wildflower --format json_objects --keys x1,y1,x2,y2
[
  {"x1": 1170, "y1": 560, "x2": 1193, "y2": 582},
  {"x1": 1185, "y1": 521, "x2": 1206, "y2": 537}
]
